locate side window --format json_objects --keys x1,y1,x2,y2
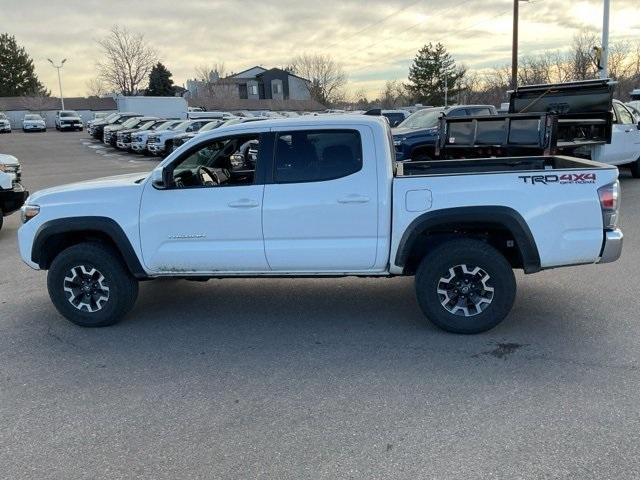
[
  {"x1": 447, "y1": 108, "x2": 468, "y2": 117},
  {"x1": 614, "y1": 103, "x2": 634, "y2": 125},
  {"x1": 169, "y1": 134, "x2": 260, "y2": 189},
  {"x1": 274, "y1": 130, "x2": 363, "y2": 183},
  {"x1": 470, "y1": 108, "x2": 492, "y2": 116}
]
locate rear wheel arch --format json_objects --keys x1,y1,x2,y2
[
  {"x1": 32, "y1": 217, "x2": 147, "y2": 279},
  {"x1": 396, "y1": 206, "x2": 541, "y2": 275}
]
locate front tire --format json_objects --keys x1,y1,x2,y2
[
  {"x1": 630, "y1": 158, "x2": 640, "y2": 178},
  {"x1": 415, "y1": 239, "x2": 516, "y2": 334},
  {"x1": 47, "y1": 243, "x2": 139, "y2": 327}
]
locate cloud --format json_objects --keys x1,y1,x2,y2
[{"x1": 2, "y1": 0, "x2": 638, "y2": 98}]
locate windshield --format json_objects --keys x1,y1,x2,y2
[
  {"x1": 136, "y1": 120, "x2": 157, "y2": 130},
  {"x1": 172, "y1": 121, "x2": 193, "y2": 132},
  {"x1": 60, "y1": 111, "x2": 78, "y2": 117},
  {"x1": 153, "y1": 121, "x2": 178, "y2": 131},
  {"x1": 24, "y1": 114, "x2": 42, "y2": 120},
  {"x1": 398, "y1": 108, "x2": 443, "y2": 129},
  {"x1": 199, "y1": 121, "x2": 222, "y2": 132},
  {"x1": 121, "y1": 117, "x2": 142, "y2": 128}
]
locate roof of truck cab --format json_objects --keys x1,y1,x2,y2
[{"x1": 213, "y1": 114, "x2": 389, "y2": 131}]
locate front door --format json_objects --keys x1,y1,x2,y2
[
  {"x1": 594, "y1": 102, "x2": 640, "y2": 165},
  {"x1": 262, "y1": 127, "x2": 379, "y2": 272},
  {"x1": 139, "y1": 132, "x2": 269, "y2": 273}
]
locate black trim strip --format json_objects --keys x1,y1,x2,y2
[
  {"x1": 395, "y1": 206, "x2": 541, "y2": 273},
  {"x1": 32, "y1": 217, "x2": 147, "y2": 278}
]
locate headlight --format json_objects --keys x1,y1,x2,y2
[
  {"x1": 21, "y1": 205, "x2": 40, "y2": 223},
  {"x1": 0, "y1": 164, "x2": 18, "y2": 173},
  {"x1": 393, "y1": 138, "x2": 406, "y2": 146}
]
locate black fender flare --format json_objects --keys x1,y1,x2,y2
[
  {"x1": 32, "y1": 216, "x2": 147, "y2": 278},
  {"x1": 395, "y1": 206, "x2": 541, "y2": 273}
]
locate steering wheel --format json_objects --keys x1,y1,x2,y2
[{"x1": 197, "y1": 166, "x2": 220, "y2": 187}]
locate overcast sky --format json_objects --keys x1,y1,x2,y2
[{"x1": 4, "y1": 0, "x2": 639, "y2": 98}]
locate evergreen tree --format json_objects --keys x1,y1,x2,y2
[
  {"x1": 0, "y1": 33, "x2": 49, "y2": 96},
  {"x1": 406, "y1": 43, "x2": 465, "y2": 106},
  {"x1": 146, "y1": 62, "x2": 175, "y2": 96}
]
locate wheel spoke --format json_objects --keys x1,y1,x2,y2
[{"x1": 437, "y1": 264, "x2": 494, "y2": 317}]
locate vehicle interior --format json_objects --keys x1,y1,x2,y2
[{"x1": 170, "y1": 134, "x2": 260, "y2": 188}]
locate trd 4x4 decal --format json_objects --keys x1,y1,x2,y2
[{"x1": 519, "y1": 173, "x2": 596, "y2": 185}]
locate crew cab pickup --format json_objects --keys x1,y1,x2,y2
[{"x1": 17, "y1": 116, "x2": 623, "y2": 333}]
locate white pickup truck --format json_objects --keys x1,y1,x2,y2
[{"x1": 18, "y1": 116, "x2": 623, "y2": 333}]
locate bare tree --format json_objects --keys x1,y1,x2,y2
[
  {"x1": 378, "y1": 80, "x2": 410, "y2": 108},
  {"x1": 96, "y1": 26, "x2": 158, "y2": 95},
  {"x1": 86, "y1": 77, "x2": 108, "y2": 97},
  {"x1": 290, "y1": 54, "x2": 347, "y2": 106},
  {"x1": 192, "y1": 63, "x2": 233, "y2": 98}
]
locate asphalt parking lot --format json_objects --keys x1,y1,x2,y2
[{"x1": 1, "y1": 130, "x2": 640, "y2": 479}]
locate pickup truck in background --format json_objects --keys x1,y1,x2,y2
[
  {"x1": 146, "y1": 119, "x2": 218, "y2": 156},
  {"x1": 18, "y1": 116, "x2": 622, "y2": 334},
  {"x1": 0, "y1": 154, "x2": 27, "y2": 231},
  {"x1": 392, "y1": 105, "x2": 497, "y2": 160},
  {"x1": 88, "y1": 112, "x2": 141, "y2": 140},
  {"x1": 55, "y1": 110, "x2": 84, "y2": 131},
  {"x1": 130, "y1": 120, "x2": 184, "y2": 154},
  {"x1": 0, "y1": 112, "x2": 12, "y2": 133}
]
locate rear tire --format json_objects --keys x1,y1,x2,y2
[
  {"x1": 630, "y1": 159, "x2": 640, "y2": 178},
  {"x1": 415, "y1": 239, "x2": 516, "y2": 334},
  {"x1": 47, "y1": 243, "x2": 139, "y2": 327}
]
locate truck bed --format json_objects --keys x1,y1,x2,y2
[{"x1": 396, "y1": 155, "x2": 609, "y2": 177}]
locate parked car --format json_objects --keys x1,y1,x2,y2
[
  {"x1": 104, "y1": 116, "x2": 155, "y2": 146},
  {"x1": 89, "y1": 112, "x2": 141, "y2": 140},
  {"x1": 55, "y1": 110, "x2": 84, "y2": 131},
  {"x1": 364, "y1": 109, "x2": 411, "y2": 127},
  {"x1": 87, "y1": 112, "x2": 112, "y2": 130},
  {"x1": 18, "y1": 116, "x2": 622, "y2": 333},
  {"x1": 115, "y1": 118, "x2": 163, "y2": 151},
  {"x1": 392, "y1": 105, "x2": 497, "y2": 161},
  {"x1": 589, "y1": 99, "x2": 640, "y2": 176},
  {"x1": 146, "y1": 119, "x2": 217, "y2": 156},
  {"x1": 131, "y1": 120, "x2": 183, "y2": 154},
  {"x1": 0, "y1": 113, "x2": 12, "y2": 133},
  {"x1": 0, "y1": 154, "x2": 27, "y2": 231},
  {"x1": 22, "y1": 114, "x2": 46, "y2": 132},
  {"x1": 172, "y1": 120, "x2": 224, "y2": 149}
]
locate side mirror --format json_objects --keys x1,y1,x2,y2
[{"x1": 151, "y1": 168, "x2": 165, "y2": 188}]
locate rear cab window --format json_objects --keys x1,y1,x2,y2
[{"x1": 273, "y1": 130, "x2": 363, "y2": 183}]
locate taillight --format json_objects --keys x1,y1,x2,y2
[{"x1": 598, "y1": 181, "x2": 620, "y2": 229}]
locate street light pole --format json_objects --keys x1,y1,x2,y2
[
  {"x1": 47, "y1": 58, "x2": 67, "y2": 110},
  {"x1": 600, "y1": 0, "x2": 610, "y2": 79},
  {"x1": 511, "y1": 0, "x2": 519, "y2": 90}
]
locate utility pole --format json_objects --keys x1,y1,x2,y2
[
  {"x1": 47, "y1": 58, "x2": 67, "y2": 110},
  {"x1": 511, "y1": 0, "x2": 519, "y2": 90},
  {"x1": 600, "y1": 0, "x2": 610, "y2": 79}
]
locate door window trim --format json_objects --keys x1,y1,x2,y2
[
  {"x1": 157, "y1": 132, "x2": 269, "y2": 190},
  {"x1": 270, "y1": 128, "x2": 364, "y2": 185}
]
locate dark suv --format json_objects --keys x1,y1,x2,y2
[{"x1": 392, "y1": 105, "x2": 497, "y2": 161}]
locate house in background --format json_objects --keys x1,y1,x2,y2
[{"x1": 229, "y1": 66, "x2": 311, "y2": 101}]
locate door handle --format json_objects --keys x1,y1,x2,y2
[
  {"x1": 338, "y1": 194, "x2": 370, "y2": 204},
  {"x1": 228, "y1": 199, "x2": 259, "y2": 208}
]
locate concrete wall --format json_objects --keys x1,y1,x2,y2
[
  {"x1": 3, "y1": 110, "x2": 117, "y2": 129},
  {"x1": 288, "y1": 75, "x2": 311, "y2": 101}
]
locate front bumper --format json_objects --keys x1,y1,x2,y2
[
  {"x1": 59, "y1": 122, "x2": 83, "y2": 130},
  {"x1": 598, "y1": 229, "x2": 623, "y2": 264},
  {"x1": 0, "y1": 183, "x2": 28, "y2": 215},
  {"x1": 131, "y1": 141, "x2": 147, "y2": 152},
  {"x1": 0, "y1": 125, "x2": 11, "y2": 133},
  {"x1": 147, "y1": 143, "x2": 165, "y2": 154},
  {"x1": 116, "y1": 140, "x2": 131, "y2": 150},
  {"x1": 23, "y1": 124, "x2": 45, "y2": 131}
]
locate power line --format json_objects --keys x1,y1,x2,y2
[
  {"x1": 348, "y1": 6, "x2": 515, "y2": 76},
  {"x1": 324, "y1": 0, "x2": 422, "y2": 50},
  {"x1": 349, "y1": 0, "x2": 476, "y2": 55}
]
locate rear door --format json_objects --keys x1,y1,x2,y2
[
  {"x1": 262, "y1": 126, "x2": 379, "y2": 272},
  {"x1": 594, "y1": 102, "x2": 640, "y2": 165}
]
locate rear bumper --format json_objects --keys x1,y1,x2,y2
[
  {"x1": 0, "y1": 183, "x2": 28, "y2": 215},
  {"x1": 598, "y1": 228, "x2": 623, "y2": 264}
]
